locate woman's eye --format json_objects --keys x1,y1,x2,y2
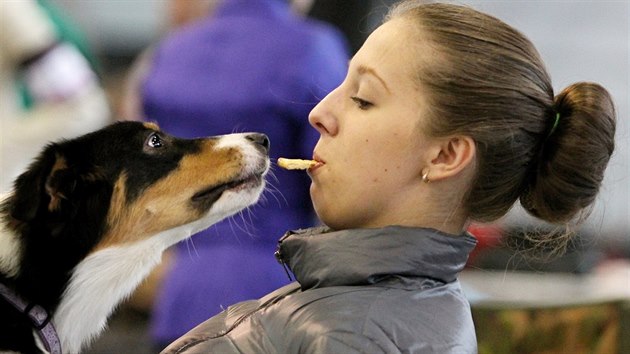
[
  {"x1": 351, "y1": 96, "x2": 373, "y2": 110},
  {"x1": 147, "y1": 133, "x2": 163, "y2": 148}
]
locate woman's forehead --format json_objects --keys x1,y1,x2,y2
[
  {"x1": 356, "y1": 20, "x2": 409, "y2": 62},
  {"x1": 351, "y1": 19, "x2": 424, "y2": 90}
]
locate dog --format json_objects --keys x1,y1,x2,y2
[{"x1": 0, "y1": 121, "x2": 270, "y2": 354}]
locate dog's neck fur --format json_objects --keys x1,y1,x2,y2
[
  {"x1": 53, "y1": 236, "x2": 166, "y2": 354},
  {"x1": 1, "y1": 210, "x2": 224, "y2": 354},
  {"x1": 54, "y1": 216, "x2": 221, "y2": 354}
]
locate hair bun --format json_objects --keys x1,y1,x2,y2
[{"x1": 520, "y1": 82, "x2": 616, "y2": 224}]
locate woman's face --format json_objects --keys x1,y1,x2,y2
[{"x1": 308, "y1": 19, "x2": 437, "y2": 230}]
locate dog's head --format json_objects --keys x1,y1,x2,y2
[{"x1": 4, "y1": 121, "x2": 270, "y2": 255}]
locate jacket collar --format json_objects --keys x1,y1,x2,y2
[{"x1": 277, "y1": 226, "x2": 477, "y2": 290}]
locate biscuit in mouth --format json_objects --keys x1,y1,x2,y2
[{"x1": 277, "y1": 158, "x2": 317, "y2": 170}]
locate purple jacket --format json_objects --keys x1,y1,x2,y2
[{"x1": 140, "y1": 0, "x2": 349, "y2": 345}]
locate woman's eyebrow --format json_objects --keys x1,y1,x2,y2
[{"x1": 356, "y1": 64, "x2": 391, "y2": 93}]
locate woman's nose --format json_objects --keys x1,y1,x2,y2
[{"x1": 308, "y1": 91, "x2": 339, "y2": 136}]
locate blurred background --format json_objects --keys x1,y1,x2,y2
[{"x1": 1, "y1": 0, "x2": 628, "y2": 353}]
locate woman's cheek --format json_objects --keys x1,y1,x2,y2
[
  {"x1": 310, "y1": 183, "x2": 326, "y2": 215},
  {"x1": 310, "y1": 178, "x2": 339, "y2": 226},
  {"x1": 311, "y1": 192, "x2": 330, "y2": 226}
]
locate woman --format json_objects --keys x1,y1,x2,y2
[{"x1": 162, "y1": 1, "x2": 616, "y2": 353}]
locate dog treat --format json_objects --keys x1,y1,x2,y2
[{"x1": 278, "y1": 158, "x2": 317, "y2": 170}]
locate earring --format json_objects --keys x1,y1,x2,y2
[{"x1": 422, "y1": 171, "x2": 430, "y2": 183}]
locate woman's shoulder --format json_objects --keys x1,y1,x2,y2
[
  {"x1": 161, "y1": 281, "x2": 475, "y2": 353},
  {"x1": 260, "y1": 283, "x2": 476, "y2": 352}
]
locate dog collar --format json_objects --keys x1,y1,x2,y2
[{"x1": 0, "y1": 282, "x2": 62, "y2": 354}]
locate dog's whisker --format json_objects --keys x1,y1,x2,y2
[
  {"x1": 226, "y1": 216, "x2": 240, "y2": 244},
  {"x1": 234, "y1": 212, "x2": 249, "y2": 235},
  {"x1": 184, "y1": 236, "x2": 200, "y2": 260},
  {"x1": 243, "y1": 209, "x2": 258, "y2": 236},
  {"x1": 267, "y1": 168, "x2": 281, "y2": 184},
  {"x1": 234, "y1": 210, "x2": 257, "y2": 238},
  {"x1": 264, "y1": 182, "x2": 289, "y2": 208},
  {"x1": 191, "y1": 238, "x2": 200, "y2": 258}
]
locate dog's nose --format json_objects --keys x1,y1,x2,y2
[{"x1": 246, "y1": 133, "x2": 270, "y2": 153}]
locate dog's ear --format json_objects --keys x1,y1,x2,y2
[
  {"x1": 10, "y1": 147, "x2": 83, "y2": 221},
  {"x1": 10, "y1": 145, "x2": 59, "y2": 221},
  {"x1": 44, "y1": 154, "x2": 76, "y2": 214}
]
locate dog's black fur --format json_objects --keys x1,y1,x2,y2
[{"x1": 0, "y1": 121, "x2": 269, "y2": 353}]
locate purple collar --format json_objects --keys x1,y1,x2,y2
[{"x1": 0, "y1": 282, "x2": 62, "y2": 354}]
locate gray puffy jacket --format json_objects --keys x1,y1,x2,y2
[{"x1": 161, "y1": 226, "x2": 478, "y2": 354}]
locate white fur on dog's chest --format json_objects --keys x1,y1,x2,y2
[
  {"x1": 53, "y1": 236, "x2": 166, "y2": 354},
  {"x1": 53, "y1": 219, "x2": 226, "y2": 354}
]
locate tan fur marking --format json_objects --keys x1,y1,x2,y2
[
  {"x1": 46, "y1": 154, "x2": 68, "y2": 212},
  {"x1": 82, "y1": 167, "x2": 105, "y2": 182},
  {"x1": 96, "y1": 139, "x2": 244, "y2": 250},
  {"x1": 143, "y1": 122, "x2": 160, "y2": 131}
]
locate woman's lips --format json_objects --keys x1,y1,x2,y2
[
  {"x1": 309, "y1": 154, "x2": 325, "y2": 173},
  {"x1": 309, "y1": 161, "x2": 324, "y2": 171}
]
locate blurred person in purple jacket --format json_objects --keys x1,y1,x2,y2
[{"x1": 131, "y1": 0, "x2": 349, "y2": 348}]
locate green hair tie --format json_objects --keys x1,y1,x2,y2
[{"x1": 547, "y1": 112, "x2": 561, "y2": 137}]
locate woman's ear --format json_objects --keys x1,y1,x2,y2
[{"x1": 424, "y1": 136, "x2": 476, "y2": 182}]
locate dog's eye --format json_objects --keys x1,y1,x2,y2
[{"x1": 146, "y1": 133, "x2": 163, "y2": 148}]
